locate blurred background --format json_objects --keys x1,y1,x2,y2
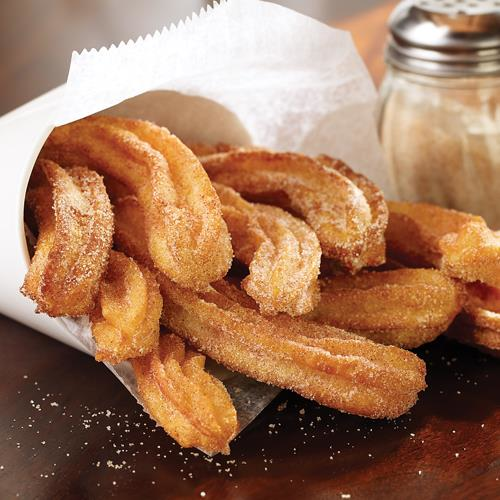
[{"x1": 0, "y1": 0, "x2": 387, "y2": 116}]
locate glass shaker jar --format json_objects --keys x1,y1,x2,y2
[{"x1": 378, "y1": 0, "x2": 500, "y2": 227}]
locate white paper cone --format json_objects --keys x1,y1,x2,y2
[
  {"x1": 0, "y1": 0, "x2": 389, "y2": 445},
  {"x1": 0, "y1": 87, "x2": 88, "y2": 352}
]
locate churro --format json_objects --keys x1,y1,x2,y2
[
  {"x1": 40, "y1": 116, "x2": 232, "y2": 290},
  {"x1": 159, "y1": 276, "x2": 426, "y2": 419},
  {"x1": 449, "y1": 282, "x2": 500, "y2": 356},
  {"x1": 317, "y1": 154, "x2": 388, "y2": 268},
  {"x1": 90, "y1": 251, "x2": 162, "y2": 364},
  {"x1": 201, "y1": 149, "x2": 373, "y2": 272},
  {"x1": 214, "y1": 183, "x2": 321, "y2": 316},
  {"x1": 309, "y1": 269, "x2": 464, "y2": 348},
  {"x1": 386, "y1": 201, "x2": 500, "y2": 288},
  {"x1": 131, "y1": 333, "x2": 238, "y2": 455},
  {"x1": 112, "y1": 194, "x2": 426, "y2": 418},
  {"x1": 21, "y1": 159, "x2": 113, "y2": 316}
]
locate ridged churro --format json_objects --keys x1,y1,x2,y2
[
  {"x1": 112, "y1": 195, "x2": 426, "y2": 418},
  {"x1": 40, "y1": 116, "x2": 232, "y2": 290},
  {"x1": 201, "y1": 149, "x2": 373, "y2": 272},
  {"x1": 90, "y1": 251, "x2": 162, "y2": 364},
  {"x1": 159, "y1": 276, "x2": 426, "y2": 419},
  {"x1": 449, "y1": 282, "x2": 500, "y2": 356},
  {"x1": 308, "y1": 269, "x2": 464, "y2": 348},
  {"x1": 26, "y1": 122, "x2": 495, "y2": 454},
  {"x1": 448, "y1": 324, "x2": 500, "y2": 357},
  {"x1": 131, "y1": 333, "x2": 238, "y2": 455},
  {"x1": 214, "y1": 183, "x2": 321, "y2": 316},
  {"x1": 386, "y1": 201, "x2": 500, "y2": 288},
  {"x1": 317, "y1": 154, "x2": 388, "y2": 268},
  {"x1": 21, "y1": 160, "x2": 113, "y2": 316}
]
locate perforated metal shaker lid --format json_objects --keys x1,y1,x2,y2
[{"x1": 386, "y1": 0, "x2": 500, "y2": 76}]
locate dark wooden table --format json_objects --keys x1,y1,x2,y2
[{"x1": 1, "y1": 2, "x2": 499, "y2": 499}]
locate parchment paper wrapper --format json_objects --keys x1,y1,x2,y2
[{"x1": 0, "y1": 0, "x2": 389, "y2": 450}]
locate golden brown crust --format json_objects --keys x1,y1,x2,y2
[
  {"x1": 40, "y1": 116, "x2": 232, "y2": 291},
  {"x1": 113, "y1": 196, "x2": 154, "y2": 267},
  {"x1": 464, "y1": 282, "x2": 500, "y2": 314},
  {"x1": 90, "y1": 251, "x2": 162, "y2": 364},
  {"x1": 316, "y1": 154, "x2": 388, "y2": 268},
  {"x1": 112, "y1": 186, "x2": 426, "y2": 419},
  {"x1": 447, "y1": 321, "x2": 500, "y2": 358},
  {"x1": 113, "y1": 200, "x2": 240, "y2": 451},
  {"x1": 309, "y1": 269, "x2": 464, "y2": 348},
  {"x1": 386, "y1": 201, "x2": 500, "y2": 288},
  {"x1": 21, "y1": 160, "x2": 113, "y2": 316},
  {"x1": 201, "y1": 149, "x2": 373, "y2": 272},
  {"x1": 214, "y1": 183, "x2": 321, "y2": 316},
  {"x1": 440, "y1": 223, "x2": 500, "y2": 289},
  {"x1": 159, "y1": 276, "x2": 426, "y2": 419},
  {"x1": 22, "y1": 130, "x2": 454, "y2": 448},
  {"x1": 448, "y1": 282, "x2": 500, "y2": 356},
  {"x1": 187, "y1": 142, "x2": 237, "y2": 157},
  {"x1": 131, "y1": 333, "x2": 238, "y2": 455}
]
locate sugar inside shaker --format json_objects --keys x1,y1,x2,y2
[{"x1": 378, "y1": 0, "x2": 500, "y2": 227}]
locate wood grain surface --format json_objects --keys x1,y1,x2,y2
[{"x1": 1, "y1": 1, "x2": 499, "y2": 499}]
